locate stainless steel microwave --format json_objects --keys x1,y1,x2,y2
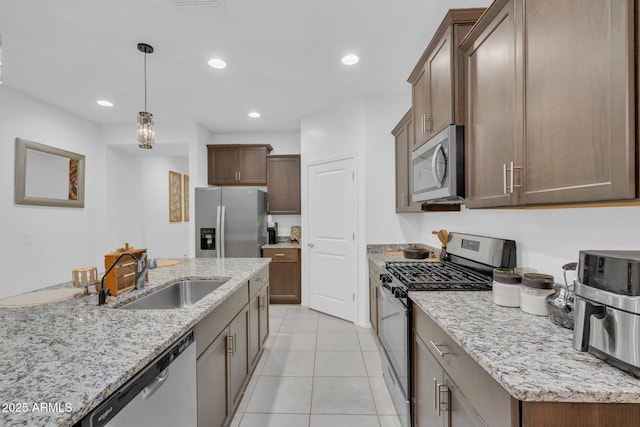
[{"x1": 411, "y1": 125, "x2": 464, "y2": 204}]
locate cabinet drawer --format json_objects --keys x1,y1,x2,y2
[
  {"x1": 413, "y1": 306, "x2": 515, "y2": 427},
  {"x1": 249, "y1": 266, "x2": 269, "y2": 299},
  {"x1": 263, "y1": 248, "x2": 298, "y2": 261}
]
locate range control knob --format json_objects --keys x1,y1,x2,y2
[
  {"x1": 380, "y1": 274, "x2": 392, "y2": 284},
  {"x1": 394, "y1": 288, "x2": 407, "y2": 299}
]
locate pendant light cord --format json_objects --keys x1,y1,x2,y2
[{"x1": 144, "y1": 52, "x2": 147, "y2": 112}]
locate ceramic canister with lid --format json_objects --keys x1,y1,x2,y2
[
  {"x1": 520, "y1": 273, "x2": 555, "y2": 316},
  {"x1": 492, "y1": 271, "x2": 522, "y2": 307}
]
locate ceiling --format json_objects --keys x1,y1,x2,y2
[{"x1": 0, "y1": 0, "x2": 489, "y2": 134}]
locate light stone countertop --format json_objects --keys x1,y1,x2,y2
[
  {"x1": 261, "y1": 241, "x2": 301, "y2": 249},
  {"x1": 366, "y1": 246, "x2": 640, "y2": 403},
  {"x1": 410, "y1": 292, "x2": 640, "y2": 403},
  {"x1": 0, "y1": 257, "x2": 270, "y2": 427}
]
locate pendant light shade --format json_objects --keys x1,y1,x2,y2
[
  {"x1": 137, "y1": 43, "x2": 154, "y2": 149},
  {"x1": 137, "y1": 111, "x2": 154, "y2": 149}
]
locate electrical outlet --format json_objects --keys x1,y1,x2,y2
[{"x1": 24, "y1": 232, "x2": 34, "y2": 246}]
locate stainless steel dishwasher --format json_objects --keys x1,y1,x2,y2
[{"x1": 77, "y1": 331, "x2": 197, "y2": 427}]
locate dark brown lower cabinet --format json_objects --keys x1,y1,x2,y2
[
  {"x1": 413, "y1": 303, "x2": 640, "y2": 427},
  {"x1": 263, "y1": 248, "x2": 300, "y2": 304},
  {"x1": 197, "y1": 306, "x2": 248, "y2": 427},
  {"x1": 195, "y1": 266, "x2": 269, "y2": 427}
]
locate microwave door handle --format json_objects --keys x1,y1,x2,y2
[{"x1": 431, "y1": 143, "x2": 445, "y2": 188}]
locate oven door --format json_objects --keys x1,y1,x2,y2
[{"x1": 378, "y1": 282, "x2": 410, "y2": 398}]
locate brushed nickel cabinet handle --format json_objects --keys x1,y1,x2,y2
[
  {"x1": 226, "y1": 335, "x2": 234, "y2": 354},
  {"x1": 433, "y1": 378, "x2": 439, "y2": 410},
  {"x1": 438, "y1": 384, "x2": 450, "y2": 416},
  {"x1": 429, "y1": 340, "x2": 451, "y2": 357},
  {"x1": 509, "y1": 161, "x2": 514, "y2": 194},
  {"x1": 502, "y1": 163, "x2": 507, "y2": 195},
  {"x1": 233, "y1": 332, "x2": 237, "y2": 355},
  {"x1": 275, "y1": 253, "x2": 285, "y2": 257}
]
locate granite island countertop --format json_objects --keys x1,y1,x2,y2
[
  {"x1": 410, "y1": 292, "x2": 640, "y2": 403},
  {"x1": 0, "y1": 257, "x2": 270, "y2": 427}
]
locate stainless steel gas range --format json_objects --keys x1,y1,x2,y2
[{"x1": 376, "y1": 232, "x2": 516, "y2": 427}]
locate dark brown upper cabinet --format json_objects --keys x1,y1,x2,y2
[
  {"x1": 408, "y1": 8, "x2": 486, "y2": 151},
  {"x1": 267, "y1": 155, "x2": 301, "y2": 215},
  {"x1": 462, "y1": 0, "x2": 636, "y2": 208},
  {"x1": 207, "y1": 144, "x2": 273, "y2": 186},
  {"x1": 392, "y1": 110, "x2": 422, "y2": 212}
]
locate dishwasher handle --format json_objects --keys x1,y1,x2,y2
[{"x1": 141, "y1": 368, "x2": 169, "y2": 400}]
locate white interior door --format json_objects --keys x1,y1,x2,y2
[{"x1": 307, "y1": 157, "x2": 357, "y2": 321}]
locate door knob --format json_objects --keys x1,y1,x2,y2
[{"x1": 308, "y1": 243, "x2": 315, "y2": 248}]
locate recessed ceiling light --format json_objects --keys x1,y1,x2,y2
[
  {"x1": 341, "y1": 54, "x2": 360, "y2": 65},
  {"x1": 248, "y1": 112, "x2": 261, "y2": 118},
  {"x1": 208, "y1": 58, "x2": 227, "y2": 69},
  {"x1": 97, "y1": 99, "x2": 114, "y2": 107}
]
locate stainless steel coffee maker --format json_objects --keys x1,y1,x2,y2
[{"x1": 573, "y1": 250, "x2": 640, "y2": 378}]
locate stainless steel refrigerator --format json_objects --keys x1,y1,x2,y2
[{"x1": 195, "y1": 187, "x2": 267, "y2": 258}]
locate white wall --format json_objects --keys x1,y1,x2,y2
[
  {"x1": 211, "y1": 132, "x2": 301, "y2": 155},
  {"x1": 100, "y1": 123, "x2": 195, "y2": 259},
  {"x1": 300, "y1": 96, "x2": 420, "y2": 326},
  {"x1": 0, "y1": 86, "x2": 106, "y2": 297},
  {"x1": 363, "y1": 95, "x2": 422, "y2": 244},
  {"x1": 416, "y1": 205, "x2": 640, "y2": 285}
]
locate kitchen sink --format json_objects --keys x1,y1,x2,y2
[{"x1": 120, "y1": 279, "x2": 227, "y2": 310}]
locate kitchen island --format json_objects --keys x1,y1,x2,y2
[{"x1": 0, "y1": 257, "x2": 270, "y2": 427}]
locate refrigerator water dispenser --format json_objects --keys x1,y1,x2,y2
[{"x1": 200, "y1": 228, "x2": 215, "y2": 250}]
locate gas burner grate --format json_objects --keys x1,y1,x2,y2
[{"x1": 385, "y1": 261, "x2": 492, "y2": 290}]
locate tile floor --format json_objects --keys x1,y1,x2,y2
[{"x1": 230, "y1": 305, "x2": 402, "y2": 427}]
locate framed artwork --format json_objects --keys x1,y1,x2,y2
[
  {"x1": 169, "y1": 170, "x2": 182, "y2": 222},
  {"x1": 183, "y1": 175, "x2": 190, "y2": 222}
]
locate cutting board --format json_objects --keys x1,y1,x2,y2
[
  {"x1": 156, "y1": 259, "x2": 180, "y2": 267},
  {"x1": 0, "y1": 288, "x2": 83, "y2": 308}
]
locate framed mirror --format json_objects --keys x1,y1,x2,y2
[{"x1": 15, "y1": 138, "x2": 85, "y2": 208}]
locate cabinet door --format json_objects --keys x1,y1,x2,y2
[
  {"x1": 368, "y1": 275, "x2": 378, "y2": 334},
  {"x1": 395, "y1": 117, "x2": 410, "y2": 212},
  {"x1": 464, "y1": 0, "x2": 518, "y2": 208},
  {"x1": 259, "y1": 284, "x2": 269, "y2": 346},
  {"x1": 519, "y1": 0, "x2": 635, "y2": 204},
  {"x1": 238, "y1": 147, "x2": 268, "y2": 185},
  {"x1": 248, "y1": 293, "x2": 261, "y2": 370},
  {"x1": 414, "y1": 333, "x2": 446, "y2": 427},
  {"x1": 228, "y1": 307, "x2": 248, "y2": 411},
  {"x1": 412, "y1": 69, "x2": 430, "y2": 149},
  {"x1": 208, "y1": 147, "x2": 238, "y2": 185},
  {"x1": 267, "y1": 155, "x2": 301, "y2": 214},
  {"x1": 197, "y1": 330, "x2": 230, "y2": 427},
  {"x1": 393, "y1": 112, "x2": 422, "y2": 213},
  {"x1": 426, "y1": 28, "x2": 453, "y2": 139},
  {"x1": 445, "y1": 374, "x2": 488, "y2": 427},
  {"x1": 266, "y1": 249, "x2": 301, "y2": 304}
]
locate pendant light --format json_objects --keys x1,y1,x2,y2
[{"x1": 137, "y1": 43, "x2": 154, "y2": 149}]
